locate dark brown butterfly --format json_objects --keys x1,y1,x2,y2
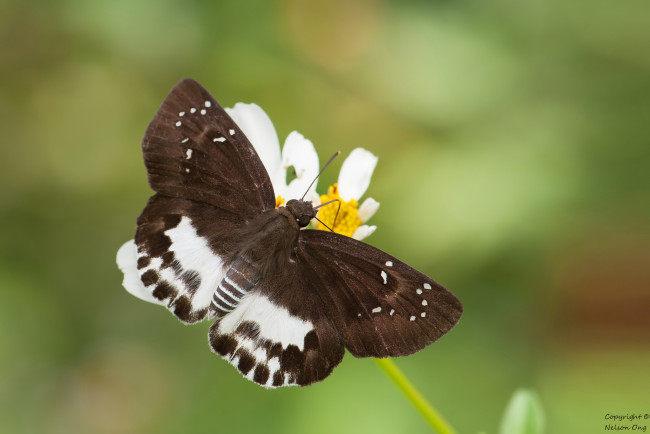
[{"x1": 116, "y1": 78, "x2": 463, "y2": 388}]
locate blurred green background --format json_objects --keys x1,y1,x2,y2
[{"x1": 2, "y1": 0, "x2": 649, "y2": 433}]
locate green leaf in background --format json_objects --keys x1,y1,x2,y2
[{"x1": 498, "y1": 389, "x2": 545, "y2": 434}]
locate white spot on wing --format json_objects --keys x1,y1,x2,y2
[
  {"x1": 218, "y1": 293, "x2": 313, "y2": 350},
  {"x1": 416, "y1": 289, "x2": 423, "y2": 295},
  {"x1": 179, "y1": 111, "x2": 185, "y2": 116},
  {"x1": 213, "y1": 137, "x2": 226, "y2": 143},
  {"x1": 200, "y1": 108, "x2": 206, "y2": 115},
  {"x1": 372, "y1": 306, "x2": 382, "y2": 313},
  {"x1": 175, "y1": 121, "x2": 181, "y2": 127},
  {"x1": 266, "y1": 357, "x2": 280, "y2": 386},
  {"x1": 390, "y1": 309, "x2": 395, "y2": 316},
  {"x1": 252, "y1": 347, "x2": 267, "y2": 364},
  {"x1": 422, "y1": 300, "x2": 428, "y2": 306},
  {"x1": 421, "y1": 312, "x2": 426, "y2": 318},
  {"x1": 236, "y1": 337, "x2": 255, "y2": 356},
  {"x1": 268, "y1": 356, "x2": 280, "y2": 371},
  {"x1": 181, "y1": 138, "x2": 189, "y2": 143},
  {"x1": 424, "y1": 283, "x2": 432, "y2": 290},
  {"x1": 229, "y1": 129, "x2": 235, "y2": 135},
  {"x1": 186, "y1": 149, "x2": 193, "y2": 159},
  {"x1": 185, "y1": 168, "x2": 190, "y2": 173},
  {"x1": 380, "y1": 270, "x2": 388, "y2": 284},
  {"x1": 204, "y1": 100, "x2": 212, "y2": 107},
  {"x1": 410, "y1": 316, "x2": 416, "y2": 321},
  {"x1": 190, "y1": 107, "x2": 196, "y2": 113},
  {"x1": 385, "y1": 261, "x2": 393, "y2": 267}
]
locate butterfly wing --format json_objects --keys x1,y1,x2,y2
[
  {"x1": 117, "y1": 79, "x2": 275, "y2": 323},
  {"x1": 142, "y1": 78, "x2": 275, "y2": 214},
  {"x1": 118, "y1": 194, "x2": 248, "y2": 323},
  {"x1": 297, "y1": 230, "x2": 463, "y2": 358},
  {"x1": 208, "y1": 259, "x2": 344, "y2": 387}
]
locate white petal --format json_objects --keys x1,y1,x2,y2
[
  {"x1": 311, "y1": 194, "x2": 322, "y2": 207},
  {"x1": 357, "y1": 197, "x2": 380, "y2": 223},
  {"x1": 280, "y1": 131, "x2": 320, "y2": 200},
  {"x1": 225, "y1": 103, "x2": 284, "y2": 192},
  {"x1": 116, "y1": 240, "x2": 165, "y2": 305},
  {"x1": 302, "y1": 189, "x2": 320, "y2": 205},
  {"x1": 352, "y1": 225, "x2": 377, "y2": 241},
  {"x1": 337, "y1": 148, "x2": 378, "y2": 201}
]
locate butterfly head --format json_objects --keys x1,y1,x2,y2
[{"x1": 285, "y1": 199, "x2": 316, "y2": 228}]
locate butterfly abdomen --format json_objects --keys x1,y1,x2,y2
[{"x1": 210, "y1": 257, "x2": 259, "y2": 318}]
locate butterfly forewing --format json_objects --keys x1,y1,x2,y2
[
  {"x1": 298, "y1": 230, "x2": 463, "y2": 358},
  {"x1": 142, "y1": 78, "x2": 275, "y2": 215},
  {"x1": 119, "y1": 79, "x2": 275, "y2": 323}
]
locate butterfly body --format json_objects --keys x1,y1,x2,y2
[
  {"x1": 207, "y1": 202, "x2": 309, "y2": 319},
  {"x1": 117, "y1": 78, "x2": 463, "y2": 388}
]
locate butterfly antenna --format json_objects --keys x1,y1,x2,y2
[
  {"x1": 313, "y1": 216, "x2": 335, "y2": 232},
  {"x1": 333, "y1": 199, "x2": 341, "y2": 228},
  {"x1": 301, "y1": 151, "x2": 341, "y2": 201},
  {"x1": 313, "y1": 198, "x2": 339, "y2": 210},
  {"x1": 313, "y1": 198, "x2": 342, "y2": 233}
]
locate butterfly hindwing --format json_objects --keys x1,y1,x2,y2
[
  {"x1": 117, "y1": 194, "x2": 246, "y2": 323},
  {"x1": 209, "y1": 260, "x2": 344, "y2": 387},
  {"x1": 142, "y1": 78, "x2": 275, "y2": 215},
  {"x1": 298, "y1": 230, "x2": 463, "y2": 358}
]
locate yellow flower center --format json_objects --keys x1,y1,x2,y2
[
  {"x1": 275, "y1": 195, "x2": 285, "y2": 208},
  {"x1": 316, "y1": 183, "x2": 362, "y2": 237}
]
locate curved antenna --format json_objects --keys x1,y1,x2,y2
[
  {"x1": 313, "y1": 216, "x2": 335, "y2": 232},
  {"x1": 313, "y1": 198, "x2": 339, "y2": 210},
  {"x1": 313, "y1": 198, "x2": 342, "y2": 233},
  {"x1": 301, "y1": 151, "x2": 341, "y2": 201}
]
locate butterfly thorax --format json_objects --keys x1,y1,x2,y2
[
  {"x1": 233, "y1": 203, "x2": 311, "y2": 279},
  {"x1": 230, "y1": 199, "x2": 315, "y2": 281}
]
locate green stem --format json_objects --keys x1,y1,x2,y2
[{"x1": 374, "y1": 358, "x2": 457, "y2": 434}]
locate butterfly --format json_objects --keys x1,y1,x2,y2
[{"x1": 116, "y1": 78, "x2": 463, "y2": 388}]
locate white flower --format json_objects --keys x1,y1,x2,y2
[
  {"x1": 316, "y1": 148, "x2": 380, "y2": 241},
  {"x1": 227, "y1": 104, "x2": 380, "y2": 240},
  {"x1": 225, "y1": 103, "x2": 320, "y2": 203}
]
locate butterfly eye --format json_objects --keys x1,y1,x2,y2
[{"x1": 298, "y1": 215, "x2": 311, "y2": 227}]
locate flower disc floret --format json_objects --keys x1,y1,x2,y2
[{"x1": 317, "y1": 184, "x2": 362, "y2": 237}]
